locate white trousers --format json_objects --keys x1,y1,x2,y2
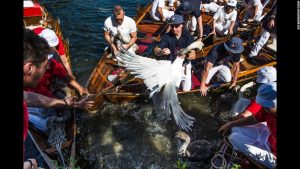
[
  {"x1": 202, "y1": 2, "x2": 220, "y2": 13},
  {"x1": 249, "y1": 29, "x2": 277, "y2": 57},
  {"x1": 185, "y1": 16, "x2": 197, "y2": 32},
  {"x1": 163, "y1": 9, "x2": 175, "y2": 19},
  {"x1": 205, "y1": 65, "x2": 232, "y2": 84},
  {"x1": 180, "y1": 62, "x2": 192, "y2": 91},
  {"x1": 151, "y1": 9, "x2": 175, "y2": 21},
  {"x1": 215, "y1": 20, "x2": 231, "y2": 35},
  {"x1": 229, "y1": 124, "x2": 276, "y2": 169},
  {"x1": 243, "y1": 6, "x2": 264, "y2": 22}
]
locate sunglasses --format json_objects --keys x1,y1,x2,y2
[{"x1": 170, "y1": 24, "x2": 181, "y2": 28}]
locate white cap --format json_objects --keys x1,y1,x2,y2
[
  {"x1": 227, "y1": 0, "x2": 237, "y2": 8},
  {"x1": 24, "y1": 1, "x2": 34, "y2": 7},
  {"x1": 256, "y1": 82, "x2": 277, "y2": 108},
  {"x1": 256, "y1": 66, "x2": 276, "y2": 84},
  {"x1": 39, "y1": 28, "x2": 59, "y2": 47}
]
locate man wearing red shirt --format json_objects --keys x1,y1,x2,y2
[
  {"x1": 23, "y1": 28, "x2": 51, "y2": 169},
  {"x1": 23, "y1": 29, "x2": 93, "y2": 169},
  {"x1": 218, "y1": 82, "x2": 277, "y2": 168}
]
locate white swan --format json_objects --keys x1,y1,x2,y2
[{"x1": 116, "y1": 41, "x2": 204, "y2": 131}]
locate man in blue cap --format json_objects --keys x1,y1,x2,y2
[
  {"x1": 199, "y1": 36, "x2": 244, "y2": 96},
  {"x1": 154, "y1": 14, "x2": 196, "y2": 91},
  {"x1": 218, "y1": 82, "x2": 277, "y2": 168},
  {"x1": 175, "y1": 0, "x2": 203, "y2": 41}
]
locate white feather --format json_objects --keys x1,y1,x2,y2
[{"x1": 116, "y1": 41, "x2": 204, "y2": 131}]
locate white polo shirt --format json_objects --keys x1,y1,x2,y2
[
  {"x1": 213, "y1": 6, "x2": 237, "y2": 25},
  {"x1": 103, "y1": 15, "x2": 137, "y2": 38}
]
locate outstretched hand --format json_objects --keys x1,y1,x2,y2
[
  {"x1": 74, "y1": 99, "x2": 94, "y2": 110},
  {"x1": 229, "y1": 82, "x2": 236, "y2": 89},
  {"x1": 218, "y1": 123, "x2": 231, "y2": 136},
  {"x1": 200, "y1": 85, "x2": 208, "y2": 96}
]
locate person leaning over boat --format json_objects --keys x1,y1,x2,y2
[
  {"x1": 23, "y1": 28, "x2": 51, "y2": 169},
  {"x1": 32, "y1": 26, "x2": 76, "y2": 79},
  {"x1": 35, "y1": 28, "x2": 89, "y2": 96},
  {"x1": 103, "y1": 5, "x2": 137, "y2": 56},
  {"x1": 175, "y1": 0, "x2": 203, "y2": 41},
  {"x1": 247, "y1": 1, "x2": 276, "y2": 65},
  {"x1": 209, "y1": 0, "x2": 237, "y2": 36},
  {"x1": 151, "y1": 0, "x2": 175, "y2": 22},
  {"x1": 23, "y1": 29, "x2": 93, "y2": 168},
  {"x1": 154, "y1": 14, "x2": 196, "y2": 91},
  {"x1": 199, "y1": 37, "x2": 243, "y2": 96},
  {"x1": 24, "y1": 33, "x2": 94, "y2": 135},
  {"x1": 230, "y1": 66, "x2": 276, "y2": 118},
  {"x1": 218, "y1": 82, "x2": 277, "y2": 169}
]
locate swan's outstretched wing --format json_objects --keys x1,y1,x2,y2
[
  {"x1": 117, "y1": 47, "x2": 172, "y2": 97},
  {"x1": 118, "y1": 48, "x2": 195, "y2": 131}
]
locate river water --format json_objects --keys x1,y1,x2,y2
[{"x1": 39, "y1": 0, "x2": 232, "y2": 168}]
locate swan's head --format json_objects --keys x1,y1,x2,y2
[{"x1": 179, "y1": 41, "x2": 204, "y2": 55}]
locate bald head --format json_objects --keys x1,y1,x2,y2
[{"x1": 113, "y1": 5, "x2": 125, "y2": 24}]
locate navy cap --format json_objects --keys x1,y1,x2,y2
[
  {"x1": 178, "y1": 1, "x2": 193, "y2": 14},
  {"x1": 167, "y1": 14, "x2": 185, "y2": 25},
  {"x1": 224, "y1": 37, "x2": 244, "y2": 53}
]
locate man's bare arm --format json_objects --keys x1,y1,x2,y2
[
  {"x1": 128, "y1": 31, "x2": 137, "y2": 48},
  {"x1": 24, "y1": 91, "x2": 70, "y2": 108}
]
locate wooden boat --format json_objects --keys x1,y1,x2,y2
[
  {"x1": 24, "y1": 1, "x2": 76, "y2": 168},
  {"x1": 85, "y1": 2, "x2": 276, "y2": 111}
]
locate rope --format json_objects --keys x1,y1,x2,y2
[
  {"x1": 210, "y1": 153, "x2": 227, "y2": 168},
  {"x1": 210, "y1": 137, "x2": 240, "y2": 169},
  {"x1": 47, "y1": 122, "x2": 67, "y2": 168}
]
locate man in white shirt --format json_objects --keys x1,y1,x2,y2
[
  {"x1": 151, "y1": 0, "x2": 175, "y2": 22},
  {"x1": 103, "y1": 6, "x2": 138, "y2": 55},
  {"x1": 210, "y1": 0, "x2": 237, "y2": 36}
]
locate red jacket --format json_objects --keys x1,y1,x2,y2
[{"x1": 24, "y1": 58, "x2": 68, "y2": 97}]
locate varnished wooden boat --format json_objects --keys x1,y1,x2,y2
[
  {"x1": 85, "y1": 2, "x2": 276, "y2": 111},
  {"x1": 24, "y1": 1, "x2": 76, "y2": 168}
]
